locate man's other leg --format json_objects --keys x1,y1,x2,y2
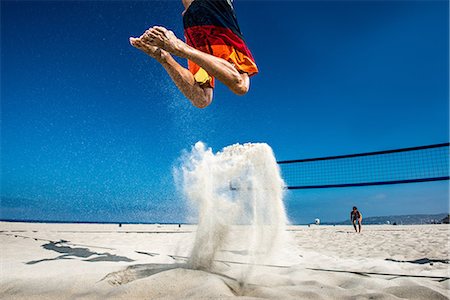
[{"x1": 140, "y1": 26, "x2": 250, "y2": 96}]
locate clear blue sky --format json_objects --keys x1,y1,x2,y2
[{"x1": 1, "y1": 0, "x2": 448, "y2": 224}]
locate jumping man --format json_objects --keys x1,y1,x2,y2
[{"x1": 129, "y1": 0, "x2": 258, "y2": 108}]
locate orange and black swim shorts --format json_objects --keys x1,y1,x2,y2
[{"x1": 183, "y1": 0, "x2": 258, "y2": 88}]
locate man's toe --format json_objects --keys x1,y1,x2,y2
[{"x1": 152, "y1": 26, "x2": 168, "y2": 35}]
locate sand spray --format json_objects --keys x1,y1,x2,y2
[{"x1": 177, "y1": 142, "x2": 289, "y2": 279}]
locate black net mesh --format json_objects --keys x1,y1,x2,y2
[{"x1": 278, "y1": 143, "x2": 450, "y2": 189}]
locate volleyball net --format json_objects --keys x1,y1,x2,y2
[{"x1": 278, "y1": 143, "x2": 450, "y2": 189}]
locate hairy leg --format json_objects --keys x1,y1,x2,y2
[
  {"x1": 130, "y1": 37, "x2": 213, "y2": 108},
  {"x1": 140, "y1": 26, "x2": 250, "y2": 95}
]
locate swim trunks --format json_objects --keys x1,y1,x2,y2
[
  {"x1": 351, "y1": 211, "x2": 361, "y2": 221},
  {"x1": 183, "y1": 0, "x2": 258, "y2": 87}
]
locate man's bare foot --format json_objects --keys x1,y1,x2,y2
[
  {"x1": 129, "y1": 37, "x2": 169, "y2": 63},
  {"x1": 140, "y1": 26, "x2": 188, "y2": 58}
]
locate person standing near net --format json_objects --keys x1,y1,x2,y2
[
  {"x1": 351, "y1": 206, "x2": 362, "y2": 233},
  {"x1": 130, "y1": 0, "x2": 258, "y2": 108}
]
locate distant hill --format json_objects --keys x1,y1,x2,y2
[{"x1": 323, "y1": 213, "x2": 449, "y2": 225}]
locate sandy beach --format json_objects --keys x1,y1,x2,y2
[{"x1": 0, "y1": 221, "x2": 448, "y2": 299}]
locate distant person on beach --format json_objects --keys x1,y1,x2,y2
[
  {"x1": 351, "y1": 206, "x2": 362, "y2": 233},
  {"x1": 130, "y1": 0, "x2": 258, "y2": 108}
]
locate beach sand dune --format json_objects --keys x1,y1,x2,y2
[{"x1": 1, "y1": 222, "x2": 448, "y2": 299}]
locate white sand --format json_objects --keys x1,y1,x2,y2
[{"x1": 1, "y1": 222, "x2": 449, "y2": 299}]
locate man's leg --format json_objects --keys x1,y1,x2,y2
[
  {"x1": 130, "y1": 38, "x2": 213, "y2": 108},
  {"x1": 358, "y1": 220, "x2": 362, "y2": 233},
  {"x1": 352, "y1": 220, "x2": 357, "y2": 232},
  {"x1": 136, "y1": 26, "x2": 250, "y2": 96}
]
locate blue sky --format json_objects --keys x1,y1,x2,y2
[{"x1": 1, "y1": 0, "x2": 448, "y2": 224}]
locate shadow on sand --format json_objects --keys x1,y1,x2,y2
[
  {"x1": 101, "y1": 263, "x2": 186, "y2": 285},
  {"x1": 307, "y1": 268, "x2": 450, "y2": 282},
  {"x1": 26, "y1": 240, "x2": 134, "y2": 264},
  {"x1": 100, "y1": 262, "x2": 245, "y2": 296},
  {"x1": 385, "y1": 257, "x2": 449, "y2": 265}
]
